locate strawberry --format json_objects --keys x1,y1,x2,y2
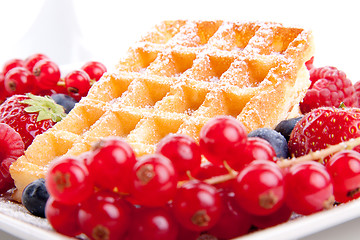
[
  {"x1": 0, "y1": 123, "x2": 25, "y2": 193},
  {"x1": 0, "y1": 93, "x2": 66, "y2": 149},
  {"x1": 288, "y1": 107, "x2": 360, "y2": 161}
]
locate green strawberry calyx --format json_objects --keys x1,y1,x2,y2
[{"x1": 20, "y1": 93, "x2": 67, "y2": 122}]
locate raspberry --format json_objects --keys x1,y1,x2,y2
[
  {"x1": 0, "y1": 123, "x2": 25, "y2": 193},
  {"x1": 309, "y1": 66, "x2": 347, "y2": 87},
  {"x1": 353, "y1": 80, "x2": 360, "y2": 107},
  {"x1": 305, "y1": 56, "x2": 314, "y2": 70},
  {"x1": 300, "y1": 66, "x2": 356, "y2": 114}
]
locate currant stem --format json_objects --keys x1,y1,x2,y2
[
  {"x1": 204, "y1": 172, "x2": 236, "y2": 185},
  {"x1": 57, "y1": 79, "x2": 65, "y2": 86},
  {"x1": 201, "y1": 137, "x2": 360, "y2": 186}
]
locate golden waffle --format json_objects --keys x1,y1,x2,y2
[{"x1": 10, "y1": 20, "x2": 314, "y2": 201}]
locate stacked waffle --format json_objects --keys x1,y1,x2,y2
[{"x1": 10, "y1": 20, "x2": 314, "y2": 201}]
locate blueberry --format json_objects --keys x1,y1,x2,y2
[
  {"x1": 22, "y1": 178, "x2": 49, "y2": 218},
  {"x1": 51, "y1": 93, "x2": 77, "y2": 114},
  {"x1": 248, "y1": 128, "x2": 288, "y2": 158},
  {"x1": 274, "y1": 116, "x2": 303, "y2": 142}
]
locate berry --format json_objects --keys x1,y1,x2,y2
[
  {"x1": 250, "y1": 204, "x2": 292, "y2": 229},
  {"x1": 0, "y1": 123, "x2": 25, "y2": 193},
  {"x1": 300, "y1": 66, "x2": 356, "y2": 113},
  {"x1": 24, "y1": 53, "x2": 49, "y2": 72},
  {"x1": 0, "y1": 72, "x2": 9, "y2": 103},
  {"x1": 81, "y1": 61, "x2": 107, "y2": 81},
  {"x1": 2, "y1": 58, "x2": 24, "y2": 76},
  {"x1": 199, "y1": 116, "x2": 247, "y2": 166},
  {"x1": 0, "y1": 72, "x2": 8, "y2": 102},
  {"x1": 4, "y1": 67, "x2": 35, "y2": 95},
  {"x1": 45, "y1": 197, "x2": 81, "y2": 237},
  {"x1": 354, "y1": 80, "x2": 360, "y2": 107},
  {"x1": 176, "y1": 225, "x2": 201, "y2": 240},
  {"x1": 156, "y1": 133, "x2": 201, "y2": 180},
  {"x1": 194, "y1": 162, "x2": 234, "y2": 190},
  {"x1": 46, "y1": 156, "x2": 94, "y2": 205},
  {"x1": 130, "y1": 154, "x2": 177, "y2": 207},
  {"x1": 288, "y1": 107, "x2": 360, "y2": 160},
  {"x1": 326, "y1": 150, "x2": 360, "y2": 203},
  {"x1": 274, "y1": 116, "x2": 303, "y2": 142},
  {"x1": 208, "y1": 190, "x2": 251, "y2": 239},
  {"x1": 0, "y1": 158, "x2": 16, "y2": 193},
  {"x1": 86, "y1": 136, "x2": 136, "y2": 194},
  {"x1": 0, "y1": 123, "x2": 25, "y2": 162},
  {"x1": 305, "y1": 56, "x2": 314, "y2": 70},
  {"x1": 127, "y1": 207, "x2": 178, "y2": 240},
  {"x1": 233, "y1": 160, "x2": 285, "y2": 216},
  {"x1": 0, "y1": 94, "x2": 66, "y2": 148},
  {"x1": 172, "y1": 180, "x2": 222, "y2": 232},
  {"x1": 78, "y1": 190, "x2": 131, "y2": 240},
  {"x1": 285, "y1": 161, "x2": 334, "y2": 215},
  {"x1": 21, "y1": 178, "x2": 49, "y2": 218},
  {"x1": 33, "y1": 60, "x2": 61, "y2": 90},
  {"x1": 248, "y1": 128, "x2": 288, "y2": 158},
  {"x1": 51, "y1": 93, "x2": 77, "y2": 114},
  {"x1": 309, "y1": 66, "x2": 346, "y2": 86},
  {"x1": 230, "y1": 137, "x2": 276, "y2": 171},
  {"x1": 64, "y1": 70, "x2": 91, "y2": 101}
]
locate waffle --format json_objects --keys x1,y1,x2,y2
[{"x1": 10, "y1": 20, "x2": 314, "y2": 201}]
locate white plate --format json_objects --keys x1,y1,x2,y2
[
  {"x1": 237, "y1": 199, "x2": 360, "y2": 240},
  {"x1": 0, "y1": 195, "x2": 72, "y2": 240}
]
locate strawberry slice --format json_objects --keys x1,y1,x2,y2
[
  {"x1": 0, "y1": 123, "x2": 25, "y2": 193},
  {"x1": 0, "y1": 93, "x2": 66, "y2": 149},
  {"x1": 288, "y1": 107, "x2": 360, "y2": 162}
]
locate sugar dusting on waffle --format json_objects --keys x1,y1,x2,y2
[{"x1": 10, "y1": 20, "x2": 314, "y2": 201}]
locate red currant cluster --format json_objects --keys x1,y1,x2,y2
[
  {"x1": 0, "y1": 53, "x2": 107, "y2": 102},
  {"x1": 44, "y1": 116, "x2": 360, "y2": 240}
]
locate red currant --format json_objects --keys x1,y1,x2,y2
[
  {"x1": 78, "y1": 190, "x2": 132, "y2": 240},
  {"x1": 64, "y1": 70, "x2": 91, "y2": 100},
  {"x1": 2, "y1": 58, "x2": 24, "y2": 76},
  {"x1": 326, "y1": 150, "x2": 360, "y2": 203},
  {"x1": 250, "y1": 203, "x2": 292, "y2": 229},
  {"x1": 172, "y1": 180, "x2": 222, "y2": 232},
  {"x1": 233, "y1": 160, "x2": 285, "y2": 216},
  {"x1": 175, "y1": 225, "x2": 200, "y2": 240},
  {"x1": 230, "y1": 137, "x2": 277, "y2": 171},
  {"x1": 4, "y1": 67, "x2": 35, "y2": 95},
  {"x1": 156, "y1": 134, "x2": 201, "y2": 180},
  {"x1": 0, "y1": 72, "x2": 8, "y2": 102},
  {"x1": 81, "y1": 61, "x2": 107, "y2": 81},
  {"x1": 45, "y1": 156, "x2": 94, "y2": 205},
  {"x1": 24, "y1": 53, "x2": 49, "y2": 72},
  {"x1": 127, "y1": 207, "x2": 179, "y2": 240},
  {"x1": 199, "y1": 116, "x2": 247, "y2": 166},
  {"x1": 208, "y1": 190, "x2": 251, "y2": 239},
  {"x1": 33, "y1": 60, "x2": 61, "y2": 90},
  {"x1": 45, "y1": 197, "x2": 81, "y2": 237},
  {"x1": 285, "y1": 161, "x2": 334, "y2": 215},
  {"x1": 194, "y1": 162, "x2": 234, "y2": 190},
  {"x1": 130, "y1": 154, "x2": 177, "y2": 207},
  {"x1": 85, "y1": 136, "x2": 136, "y2": 193}
]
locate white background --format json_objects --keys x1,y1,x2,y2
[
  {"x1": 0, "y1": 1, "x2": 360, "y2": 239},
  {"x1": 0, "y1": 0, "x2": 359, "y2": 80}
]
